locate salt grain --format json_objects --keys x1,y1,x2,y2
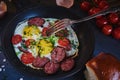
[
  {"x1": 1, "y1": 65, "x2": 5, "y2": 68},
  {"x1": 3, "y1": 68, "x2": 5, "y2": 71},
  {"x1": 0, "y1": 68, "x2": 2, "y2": 72},
  {"x1": 3, "y1": 59, "x2": 6, "y2": 62},
  {"x1": 19, "y1": 78, "x2": 23, "y2": 80}
]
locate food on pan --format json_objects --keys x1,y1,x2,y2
[
  {"x1": 11, "y1": 17, "x2": 79, "y2": 74},
  {"x1": 51, "y1": 46, "x2": 66, "y2": 63},
  {"x1": 32, "y1": 56, "x2": 49, "y2": 68},
  {"x1": 44, "y1": 61, "x2": 60, "y2": 74},
  {"x1": 61, "y1": 58, "x2": 75, "y2": 71},
  {"x1": 84, "y1": 52, "x2": 120, "y2": 80}
]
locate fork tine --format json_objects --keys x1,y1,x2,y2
[
  {"x1": 47, "y1": 20, "x2": 63, "y2": 30},
  {"x1": 54, "y1": 20, "x2": 64, "y2": 26},
  {"x1": 47, "y1": 24, "x2": 65, "y2": 36},
  {"x1": 46, "y1": 19, "x2": 67, "y2": 36},
  {"x1": 48, "y1": 25, "x2": 62, "y2": 33},
  {"x1": 46, "y1": 25, "x2": 57, "y2": 36},
  {"x1": 52, "y1": 26, "x2": 65, "y2": 34}
]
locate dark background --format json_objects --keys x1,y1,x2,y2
[{"x1": 0, "y1": 0, "x2": 120, "y2": 80}]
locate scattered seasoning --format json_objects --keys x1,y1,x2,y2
[
  {"x1": 19, "y1": 78, "x2": 23, "y2": 80},
  {"x1": 1, "y1": 65, "x2": 5, "y2": 68},
  {"x1": 0, "y1": 68, "x2": 2, "y2": 72},
  {"x1": 3, "y1": 59, "x2": 6, "y2": 62},
  {"x1": 3, "y1": 68, "x2": 5, "y2": 71}
]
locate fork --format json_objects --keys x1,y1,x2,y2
[{"x1": 47, "y1": 6, "x2": 120, "y2": 36}]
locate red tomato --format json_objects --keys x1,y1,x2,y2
[
  {"x1": 25, "y1": 39, "x2": 35, "y2": 47},
  {"x1": 93, "y1": 0, "x2": 102, "y2": 4},
  {"x1": 102, "y1": 24, "x2": 112, "y2": 35},
  {"x1": 96, "y1": 17, "x2": 108, "y2": 28},
  {"x1": 117, "y1": 20, "x2": 120, "y2": 27},
  {"x1": 108, "y1": 13, "x2": 119, "y2": 24},
  {"x1": 12, "y1": 34, "x2": 22, "y2": 45},
  {"x1": 80, "y1": 1, "x2": 91, "y2": 11},
  {"x1": 21, "y1": 52, "x2": 35, "y2": 64},
  {"x1": 42, "y1": 27, "x2": 49, "y2": 36},
  {"x1": 58, "y1": 38, "x2": 70, "y2": 47},
  {"x1": 112, "y1": 27, "x2": 120, "y2": 39},
  {"x1": 98, "y1": 0, "x2": 109, "y2": 10},
  {"x1": 88, "y1": 7, "x2": 101, "y2": 15}
]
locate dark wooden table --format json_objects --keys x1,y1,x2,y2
[{"x1": 0, "y1": 0, "x2": 120, "y2": 80}]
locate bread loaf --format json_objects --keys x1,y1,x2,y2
[{"x1": 84, "y1": 52, "x2": 120, "y2": 80}]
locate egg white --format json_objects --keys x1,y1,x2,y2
[{"x1": 13, "y1": 18, "x2": 79, "y2": 68}]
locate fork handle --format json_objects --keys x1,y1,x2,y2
[{"x1": 71, "y1": 5, "x2": 120, "y2": 24}]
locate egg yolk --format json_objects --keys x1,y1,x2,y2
[
  {"x1": 37, "y1": 39, "x2": 53, "y2": 57},
  {"x1": 22, "y1": 25, "x2": 41, "y2": 39}
]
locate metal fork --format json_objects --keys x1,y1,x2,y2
[{"x1": 47, "y1": 6, "x2": 120, "y2": 36}]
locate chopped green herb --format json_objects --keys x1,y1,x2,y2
[
  {"x1": 16, "y1": 52, "x2": 21, "y2": 55},
  {"x1": 21, "y1": 43, "x2": 27, "y2": 49}
]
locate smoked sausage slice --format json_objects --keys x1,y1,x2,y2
[
  {"x1": 44, "y1": 61, "x2": 60, "y2": 74},
  {"x1": 51, "y1": 46, "x2": 66, "y2": 63},
  {"x1": 61, "y1": 58, "x2": 75, "y2": 71}
]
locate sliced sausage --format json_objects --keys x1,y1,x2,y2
[
  {"x1": 32, "y1": 56, "x2": 49, "y2": 68},
  {"x1": 51, "y1": 46, "x2": 66, "y2": 63},
  {"x1": 44, "y1": 61, "x2": 60, "y2": 74},
  {"x1": 28, "y1": 17, "x2": 45, "y2": 26},
  {"x1": 18, "y1": 46, "x2": 29, "y2": 53},
  {"x1": 61, "y1": 58, "x2": 75, "y2": 71}
]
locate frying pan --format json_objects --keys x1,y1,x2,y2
[{"x1": 1, "y1": 6, "x2": 94, "y2": 80}]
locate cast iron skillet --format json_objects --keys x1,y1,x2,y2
[{"x1": 1, "y1": 6, "x2": 94, "y2": 80}]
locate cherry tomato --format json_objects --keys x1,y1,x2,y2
[
  {"x1": 98, "y1": 0, "x2": 109, "y2": 10},
  {"x1": 93, "y1": 0, "x2": 102, "y2": 4},
  {"x1": 21, "y1": 52, "x2": 35, "y2": 64},
  {"x1": 42, "y1": 27, "x2": 49, "y2": 36},
  {"x1": 117, "y1": 20, "x2": 120, "y2": 27},
  {"x1": 12, "y1": 34, "x2": 22, "y2": 45},
  {"x1": 25, "y1": 39, "x2": 35, "y2": 47},
  {"x1": 102, "y1": 24, "x2": 112, "y2": 35},
  {"x1": 112, "y1": 27, "x2": 120, "y2": 39},
  {"x1": 108, "y1": 13, "x2": 119, "y2": 24},
  {"x1": 88, "y1": 7, "x2": 101, "y2": 15},
  {"x1": 96, "y1": 17, "x2": 108, "y2": 28},
  {"x1": 58, "y1": 38, "x2": 70, "y2": 47},
  {"x1": 80, "y1": 1, "x2": 91, "y2": 11}
]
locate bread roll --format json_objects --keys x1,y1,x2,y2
[
  {"x1": 56, "y1": 0, "x2": 74, "y2": 8},
  {"x1": 84, "y1": 52, "x2": 120, "y2": 80},
  {"x1": 0, "y1": 1, "x2": 7, "y2": 18}
]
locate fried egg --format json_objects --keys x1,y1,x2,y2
[
  {"x1": 13, "y1": 18, "x2": 79, "y2": 69},
  {"x1": 22, "y1": 25, "x2": 41, "y2": 40}
]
